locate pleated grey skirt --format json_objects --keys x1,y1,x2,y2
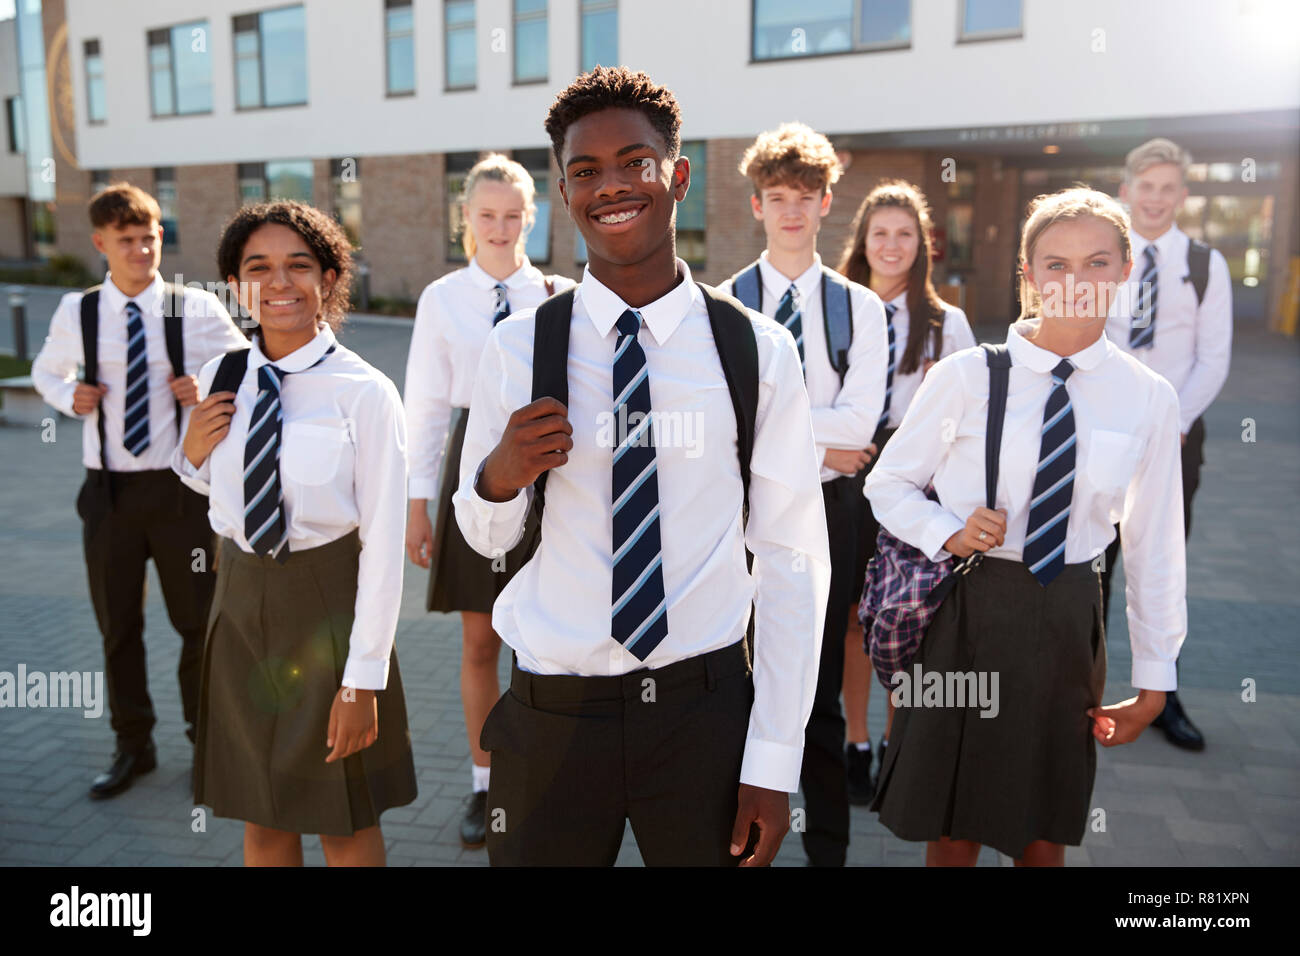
[
  {"x1": 870, "y1": 555, "x2": 1106, "y2": 859},
  {"x1": 426, "y1": 407, "x2": 538, "y2": 614},
  {"x1": 195, "y1": 530, "x2": 418, "y2": 836}
]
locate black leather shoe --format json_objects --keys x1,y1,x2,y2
[
  {"x1": 459, "y1": 790, "x2": 488, "y2": 848},
  {"x1": 89, "y1": 744, "x2": 157, "y2": 799},
  {"x1": 1152, "y1": 691, "x2": 1205, "y2": 751},
  {"x1": 845, "y1": 744, "x2": 875, "y2": 805}
]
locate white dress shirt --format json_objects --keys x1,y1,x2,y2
[
  {"x1": 717, "y1": 251, "x2": 889, "y2": 482},
  {"x1": 879, "y1": 293, "x2": 977, "y2": 429},
  {"x1": 404, "y1": 256, "x2": 576, "y2": 499},
  {"x1": 863, "y1": 319, "x2": 1187, "y2": 691},
  {"x1": 453, "y1": 259, "x2": 831, "y2": 793},
  {"x1": 171, "y1": 324, "x2": 407, "y2": 692},
  {"x1": 32, "y1": 271, "x2": 248, "y2": 471},
  {"x1": 1104, "y1": 224, "x2": 1233, "y2": 433}
]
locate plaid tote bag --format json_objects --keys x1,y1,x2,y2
[{"x1": 859, "y1": 344, "x2": 1012, "y2": 688}]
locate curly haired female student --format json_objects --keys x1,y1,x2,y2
[
  {"x1": 864, "y1": 187, "x2": 1187, "y2": 866},
  {"x1": 174, "y1": 200, "x2": 417, "y2": 866}
]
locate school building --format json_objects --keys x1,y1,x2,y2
[{"x1": 7, "y1": 0, "x2": 1299, "y2": 327}]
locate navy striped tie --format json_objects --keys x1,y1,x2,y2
[
  {"x1": 775, "y1": 282, "x2": 804, "y2": 371},
  {"x1": 122, "y1": 300, "x2": 150, "y2": 456},
  {"x1": 1129, "y1": 245, "x2": 1158, "y2": 348},
  {"x1": 491, "y1": 282, "x2": 511, "y2": 326},
  {"x1": 1023, "y1": 359, "x2": 1076, "y2": 586},
  {"x1": 243, "y1": 345, "x2": 335, "y2": 563},
  {"x1": 878, "y1": 302, "x2": 898, "y2": 430},
  {"x1": 611, "y1": 309, "x2": 668, "y2": 660}
]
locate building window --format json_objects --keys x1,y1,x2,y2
[
  {"x1": 513, "y1": 0, "x2": 547, "y2": 84},
  {"x1": 233, "y1": 5, "x2": 308, "y2": 109},
  {"x1": 238, "y1": 162, "x2": 266, "y2": 204},
  {"x1": 5, "y1": 97, "x2": 23, "y2": 153},
  {"x1": 445, "y1": 0, "x2": 476, "y2": 90},
  {"x1": 331, "y1": 158, "x2": 362, "y2": 248},
  {"x1": 945, "y1": 166, "x2": 976, "y2": 271},
  {"x1": 579, "y1": 0, "x2": 617, "y2": 72},
  {"x1": 677, "y1": 141, "x2": 706, "y2": 267},
  {"x1": 147, "y1": 22, "x2": 213, "y2": 116},
  {"x1": 156, "y1": 167, "x2": 179, "y2": 250},
  {"x1": 959, "y1": 0, "x2": 1022, "y2": 41},
  {"x1": 446, "y1": 151, "x2": 478, "y2": 261},
  {"x1": 575, "y1": 231, "x2": 587, "y2": 264},
  {"x1": 83, "y1": 40, "x2": 106, "y2": 123},
  {"x1": 385, "y1": 0, "x2": 415, "y2": 96},
  {"x1": 515, "y1": 148, "x2": 552, "y2": 264},
  {"x1": 752, "y1": 0, "x2": 910, "y2": 61},
  {"x1": 238, "y1": 160, "x2": 313, "y2": 204},
  {"x1": 90, "y1": 169, "x2": 111, "y2": 195}
]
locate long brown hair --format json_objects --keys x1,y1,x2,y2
[{"x1": 836, "y1": 180, "x2": 946, "y2": 376}]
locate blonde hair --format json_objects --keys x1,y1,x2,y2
[
  {"x1": 1018, "y1": 187, "x2": 1132, "y2": 320},
  {"x1": 738, "y1": 122, "x2": 842, "y2": 196},
  {"x1": 1124, "y1": 137, "x2": 1191, "y2": 184},
  {"x1": 459, "y1": 153, "x2": 537, "y2": 260}
]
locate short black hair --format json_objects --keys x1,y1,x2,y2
[
  {"x1": 544, "y1": 66, "x2": 682, "y2": 169},
  {"x1": 216, "y1": 200, "x2": 354, "y2": 329}
]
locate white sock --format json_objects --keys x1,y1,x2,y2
[
  {"x1": 471, "y1": 764, "x2": 490, "y2": 793},
  {"x1": 853, "y1": 741, "x2": 872, "y2": 752}
]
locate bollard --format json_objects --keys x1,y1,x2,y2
[{"x1": 9, "y1": 288, "x2": 27, "y2": 362}]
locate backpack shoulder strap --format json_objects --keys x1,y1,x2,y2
[
  {"x1": 1186, "y1": 239, "x2": 1211, "y2": 306},
  {"x1": 698, "y1": 283, "x2": 759, "y2": 519},
  {"x1": 728, "y1": 262, "x2": 764, "y2": 312},
  {"x1": 162, "y1": 282, "x2": 187, "y2": 435},
  {"x1": 80, "y1": 286, "x2": 107, "y2": 471},
  {"x1": 530, "y1": 288, "x2": 576, "y2": 515},
  {"x1": 209, "y1": 348, "x2": 251, "y2": 397},
  {"x1": 819, "y1": 267, "x2": 853, "y2": 383},
  {"x1": 981, "y1": 343, "x2": 1012, "y2": 510}
]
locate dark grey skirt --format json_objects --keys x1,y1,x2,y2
[
  {"x1": 195, "y1": 530, "x2": 418, "y2": 836},
  {"x1": 426, "y1": 407, "x2": 538, "y2": 614},
  {"x1": 870, "y1": 555, "x2": 1106, "y2": 859}
]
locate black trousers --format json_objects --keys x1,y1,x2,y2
[
  {"x1": 481, "y1": 641, "x2": 756, "y2": 866},
  {"x1": 1100, "y1": 415, "x2": 1205, "y2": 625},
  {"x1": 77, "y1": 468, "x2": 216, "y2": 754},
  {"x1": 799, "y1": 476, "x2": 863, "y2": 867}
]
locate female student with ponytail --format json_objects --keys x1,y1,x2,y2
[
  {"x1": 403, "y1": 153, "x2": 575, "y2": 848},
  {"x1": 835, "y1": 180, "x2": 975, "y2": 802},
  {"x1": 864, "y1": 187, "x2": 1187, "y2": 866},
  {"x1": 175, "y1": 200, "x2": 417, "y2": 865}
]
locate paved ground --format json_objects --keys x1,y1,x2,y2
[{"x1": 1, "y1": 296, "x2": 1297, "y2": 866}]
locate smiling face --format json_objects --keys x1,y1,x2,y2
[
  {"x1": 1119, "y1": 161, "x2": 1187, "y2": 240},
  {"x1": 229, "y1": 222, "x2": 336, "y2": 338},
  {"x1": 864, "y1": 206, "x2": 920, "y2": 284},
  {"x1": 751, "y1": 182, "x2": 830, "y2": 255},
  {"x1": 1023, "y1": 215, "x2": 1132, "y2": 325},
  {"x1": 557, "y1": 107, "x2": 688, "y2": 269},
  {"x1": 92, "y1": 218, "x2": 163, "y2": 291},
  {"x1": 464, "y1": 178, "x2": 529, "y2": 259}
]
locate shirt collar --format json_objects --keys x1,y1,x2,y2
[
  {"x1": 102, "y1": 271, "x2": 164, "y2": 318},
  {"x1": 757, "y1": 250, "x2": 822, "y2": 305},
  {"x1": 466, "y1": 255, "x2": 539, "y2": 291},
  {"x1": 1006, "y1": 318, "x2": 1111, "y2": 374},
  {"x1": 250, "y1": 322, "x2": 337, "y2": 373},
  {"x1": 577, "y1": 258, "x2": 700, "y2": 345},
  {"x1": 1130, "y1": 223, "x2": 1181, "y2": 263}
]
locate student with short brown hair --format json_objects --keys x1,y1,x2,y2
[
  {"x1": 718, "y1": 121, "x2": 889, "y2": 867},
  {"x1": 32, "y1": 181, "x2": 247, "y2": 799}
]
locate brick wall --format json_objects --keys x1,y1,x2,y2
[
  {"x1": 359, "y1": 153, "x2": 443, "y2": 301},
  {"x1": 168, "y1": 163, "x2": 238, "y2": 286},
  {"x1": 0, "y1": 198, "x2": 26, "y2": 258}
]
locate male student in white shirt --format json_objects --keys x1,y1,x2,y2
[
  {"x1": 1103, "y1": 137, "x2": 1233, "y2": 752},
  {"x1": 716, "y1": 122, "x2": 888, "y2": 867},
  {"x1": 453, "y1": 66, "x2": 831, "y2": 866},
  {"x1": 31, "y1": 183, "x2": 247, "y2": 798}
]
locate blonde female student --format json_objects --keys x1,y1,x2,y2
[
  {"x1": 864, "y1": 187, "x2": 1186, "y2": 866},
  {"x1": 403, "y1": 153, "x2": 574, "y2": 848},
  {"x1": 175, "y1": 201, "x2": 417, "y2": 866},
  {"x1": 835, "y1": 180, "x2": 975, "y2": 802}
]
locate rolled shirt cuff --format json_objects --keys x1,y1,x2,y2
[
  {"x1": 921, "y1": 512, "x2": 967, "y2": 563},
  {"x1": 342, "y1": 654, "x2": 391, "y2": 692},
  {"x1": 408, "y1": 477, "x2": 439, "y2": 500},
  {"x1": 1131, "y1": 657, "x2": 1178, "y2": 692},
  {"x1": 739, "y1": 737, "x2": 804, "y2": 793}
]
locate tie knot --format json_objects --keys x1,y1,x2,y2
[
  {"x1": 885, "y1": 302, "x2": 898, "y2": 321},
  {"x1": 494, "y1": 282, "x2": 507, "y2": 301},
  {"x1": 616, "y1": 309, "x2": 642, "y2": 338},
  {"x1": 1052, "y1": 358, "x2": 1075, "y2": 383},
  {"x1": 1144, "y1": 245, "x2": 1157, "y2": 265},
  {"x1": 260, "y1": 363, "x2": 287, "y2": 387},
  {"x1": 125, "y1": 300, "x2": 141, "y2": 318}
]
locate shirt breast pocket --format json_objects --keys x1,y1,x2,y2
[
  {"x1": 1086, "y1": 429, "x2": 1144, "y2": 493},
  {"x1": 281, "y1": 422, "x2": 352, "y2": 487}
]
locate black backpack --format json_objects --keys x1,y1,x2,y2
[
  {"x1": 80, "y1": 283, "x2": 187, "y2": 471},
  {"x1": 1186, "y1": 239, "x2": 1211, "y2": 306}
]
